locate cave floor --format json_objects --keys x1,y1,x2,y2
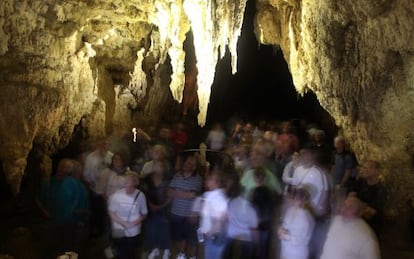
[{"x1": 1, "y1": 196, "x2": 414, "y2": 259}]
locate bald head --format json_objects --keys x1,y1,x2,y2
[{"x1": 340, "y1": 196, "x2": 365, "y2": 219}]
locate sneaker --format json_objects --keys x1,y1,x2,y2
[
  {"x1": 148, "y1": 248, "x2": 160, "y2": 259},
  {"x1": 176, "y1": 252, "x2": 186, "y2": 259},
  {"x1": 162, "y1": 249, "x2": 170, "y2": 259}
]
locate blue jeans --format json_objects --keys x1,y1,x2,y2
[{"x1": 204, "y1": 236, "x2": 227, "y2": 259}]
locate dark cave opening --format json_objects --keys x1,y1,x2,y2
[{"x1": 202, "y1": 0, "x2": 336, "y2": 135}]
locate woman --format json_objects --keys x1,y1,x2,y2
[
  {"x1": 108, "y1": 171, "x2": 148, "y2": 259},
  {"x1": 144, "y1": 161, "x2": 172, "y2": 259},
  {"x1": 96, "y1": 153, "x2": 129, "y2": 199},
  {"x1": 223, "y1": 172, "x2": 258, "y2": 259},
  {"x1": 278, "y1": 187, "x2": 315, "y2": 259}
]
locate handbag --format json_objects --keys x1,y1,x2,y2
[{"x1": 112, "y1": 190, "x2": 140, "y2": 239}]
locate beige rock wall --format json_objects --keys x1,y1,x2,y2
[
  {"x1": 256, "y1": 0, "x2": 414, "y2": 214},
  {"x1": 0, "y1": 0, "x2": 177, "y2": 193}
]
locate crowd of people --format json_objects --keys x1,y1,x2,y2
[{"x1": 35, "y1": 118, "x2": 387, "y2": 259}]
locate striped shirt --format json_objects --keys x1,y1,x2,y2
[{"x1": 169, "y1": 172, "x2": 203, "y2": 217}]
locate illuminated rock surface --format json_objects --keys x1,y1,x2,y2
[{"x1": 1, "y1": 1, "x2": 414, "y2": 237}]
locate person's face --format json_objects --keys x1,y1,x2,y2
[
  {"x1": 112, "y1": 155, "x2": 124, "y2": 168},
  {"x1": 334, "y1": 139, "x2": 345, "y2": 151},
  {"x1": 152, "y1": 148, "x2": 163, "y2": 160},
  {"x1": 244, "y1": 123, "x2": 253, "y2": 133},
  {"x1": 182, "y1": 156, "x2": 197, "y2": 173},
  {"x1": 360, "y1": 161, "x2": 377, "y2": 179},
  {"x1": 125, "y1": 175, "x2": 137, "y2": 191},
  {"x1": 299, "y1": 150, "x2": 313, "y2": 167},
  {"x1": 339, "y1": 198, "x2": 359, "y2": 219},
  {"x1": 250, "y1": 150, "x2": 265, "y2": 168},
  {"x1": 57, "y1": 160, "x2": 72, "y2": 177},
  {"x1": 160, "y1": 128, "x2": 171, "y2": 139},
  {"x1": 205, "y1": 174, "x2": 219, "y2": 190}
]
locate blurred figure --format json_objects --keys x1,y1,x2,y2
[
  {"x1": 320, "y1": 196, "x2": 380, "y2": 259},
  {"x1": 199, "y1": 169, "x2": 228, "y2": 259},
  {"x1": 206, "y1": 122, "x2": 227, "y2": 151},
  {"x1": 240, "y1": 144, "x2": 282, "y2": 197},
  {"x1": 108, "y1": 172, "x2": 148, "y2": 259},
  {"x1": 140, "y1": 144, "x2": 171, "y2": 179},
  {"x1": 96, "y1": 153, "x2": 130, "y2": 199},
  {"x1": 223, "y1": 172, "x2": 258, "y2": 259},
  {"x1": 83, "y1": 140, "x2": 113, "y2": 190},
  {"x1": 171, "y1": 122, "x2": 189, "y2": 155},
  {"x1": 168, "y1": 155, "x2": 203, "y2": 259},
  {"x1": 232, "y1": 144, "x2": 251, "y2": 174},
  {"x1": 37, "y1": 159, "x2": 85, "y2": 257},
  {"x1": 144, "y1": 161, "x2": 172, "y2": 259},
  {"x1": 348, "y1": 160, "x2": 386, "y2": 237},
  {"x1": 331, "y1": 136, "x2": 356, "y2": 188},
  {"x1": 275, "y1": 122, "x2": 300, "y2": 167},
  {"x1": 278, "y1": 187, "x2": 315, "y2": 259},
  {"x1": 251, "y1": 169, "x2": 275, "y2": 259},
  {"x1": 291, "y1": 148, "x2": 330, "y2": 217},
  {"x1": 83, "y1": 140, "x2": 113, "y2": 237}
]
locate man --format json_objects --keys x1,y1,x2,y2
[
  {"x1": 83, "y1": 140, "x2": 113, "y2": 237},
  {"x1": 331, "y1": 136, "x2": 356, "y2": 187},
  {"x1": 240, "y1": 143, "x2": 282, "y2": 197},
  {"x1": 349, "y1": 160, "x2": 386, "y2": 237},
  {"x1": 320, "y1": 196, "x2": 380, "y2": 259}
]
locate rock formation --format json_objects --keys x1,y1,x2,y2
[{"x1": 1, "y1": 1, "x2": 414, "y2": 242}]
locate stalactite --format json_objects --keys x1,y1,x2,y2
[{"x1": 183, "y1": 0, "x2": 247, "y2": 126}]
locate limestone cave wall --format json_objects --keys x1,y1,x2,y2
[
  {"x1": 0, "y1": 0, "x2": 248, "y2": 195},
  {"x1": 255, "y1": 0, "x2": 414, "y2": 228}
]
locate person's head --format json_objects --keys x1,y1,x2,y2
[
  {"x1": 334, "y1": 136, "x2": 346, "y2": 152},
  {"x1": 205, "y1": 169, "x2": 225, "y2": 191},
  {"x1": 225, "y1": 171, "x2": 242, "y2": 199},
  {"x1": 70, "y1": 160, "x2": 83, "y2": 180},
  {"x1": 212, "y1": 122, "x2": 223, "y2": 131},
  {"x1": 339, "y1": 196, "x2": 365, "y2": 219},
  {"x1": 94, "y1": 139, "x2": 109, "y2": 153},
  {"x1": 151, "y1": 144, "x2": 167, "y2": 161},
  {"x1": 263, "y1": 130, "x2": 276, "y2": 143},
  {"x1": 360, "y1": 160, "x2": 380, "y2": 180},
  {"x1": 313, "y1": 129, "x2": 325, "y2": 144},
  {"x1": 125, "y1": 171, "x2": 139, "y2": 193},
  {"x1": 253, "y1": 167, "x2": 266, "y2": 186},
  {"x1": 250, "y1": 143, "x2": 268, "y2": 168},
  {"x1": 244, "y1": 122, "x2": 254, "y2": 134},
  {"x1": 298, "y1": 148, "x2": 316, "y2": 168},
  {"x1": 182, "y1": 155, "x2": 199, "y2": 175},
  {"x1": 159, "y1": 126, "x2": 171, "y2": 139},
  {"x1": 110, "y1": 154, "x2": 125, "y2": 172},
  {"x1": 56, "y1": 159, "x2": 74, "y2": 179}
]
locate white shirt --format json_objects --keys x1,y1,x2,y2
[
  {"x1": 108, "y1": 189, "x2": 148, "y2": 237},
  {"x1": 95, "y1": 168, "x2": 127, "y2": 197},
  {"x1": 293, "y1": 165, "x2": 329, "y2": 215},
  {"x1": 227, "y1": 196, "x2": 258, "y2": 241},
  {"x1": 321, "y1": 216, "x2": 380, "y2": 259},
  {"x1": 200, "y1": 188, "x2": 228, "y2": 234},
  {"x1": 83, "y1": 150, "x2": 113, "y2": 188},
  {"x1": 280, "y1": 205, "x2": 315, "y2": 259}
]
